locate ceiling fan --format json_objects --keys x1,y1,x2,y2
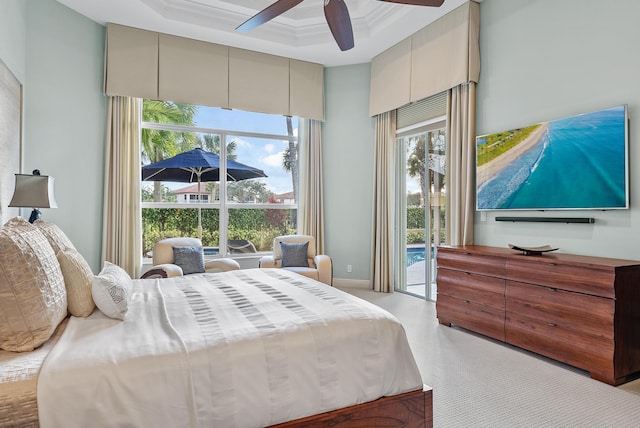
[{"x1": 235, "y1": 0, "x2": 445, "y2": 52}]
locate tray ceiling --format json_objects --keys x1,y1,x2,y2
[{"x1": 55, "y1": 0, "x2": 469, "y2": 66}]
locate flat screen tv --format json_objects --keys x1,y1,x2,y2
[{"x1": 476, "y1": 104, "x2": 629, "y2": 211}]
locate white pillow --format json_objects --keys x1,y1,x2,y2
[
  {"x1": 92, "y1": 261, "x2": 132, "y2": 320},
  {"x1": 58, "y1": 248, "x2": 95, "y2": 317}
]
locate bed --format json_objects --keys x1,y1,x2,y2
[
  {"x1": 0, "y1": 218, "x2": 431, "y2": 427},
  {"x1": 0, "y1": 320, "x2": 68, "y2": 427}
]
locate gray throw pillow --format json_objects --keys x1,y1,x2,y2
[
  {"x1": 173, "y1": 246, "x2": 205, "y2": 274},
  {"x1": 280, "y1": 241, "x2": 309, "y2": 267}
]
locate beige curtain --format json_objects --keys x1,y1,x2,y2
[
  {"x1": 101, "y1": 96, "x2": 142, "y2": 278},
  {"x1": 105, "y1": 23, "x2": 324, "y2": 120},
  {"x1": 371, "y1": 111, "x2": 397, "y2": 293},
  {"x1": 369, "y1": 1, "x2": 480, "y2": 116},
  {"x1": 445, "y1": 82, "x2": 476, "y2": 245},
  {"x1": 298, "y1": 119, "x2": 325, "y2": 254}
]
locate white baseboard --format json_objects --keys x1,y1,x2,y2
[{"x1": 332, "y1": 278, "x2": 371, "y2": 289}]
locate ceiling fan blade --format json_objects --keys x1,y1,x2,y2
[
  {"x1": 236, "y1": 0, "x2": 304, "y2": 33},
  {"x1": 377, "y1": 0, "x2": 445, "y2": 6},
  {"x1": 324, "y1": 0, "x2": 354, "y2": 51}
]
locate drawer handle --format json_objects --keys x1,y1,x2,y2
[{"x1": 547, "y1": 322, "x2": 557, "y2": 327}]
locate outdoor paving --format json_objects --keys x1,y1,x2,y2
[
  {"x1": 407, "y1": 260, "x2": 426, "y2": 286},
  {"x1": 405, "y1": 260, "x2": 437, "y2": 298}
]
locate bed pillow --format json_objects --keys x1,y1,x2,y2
[
  {"x1": 92, "y1": 261, "x2": 132, "y2": 320},
  {"x1": 33, "y1": 219, "x2": 76, "y2": 254},
  {"x1": 173, "y1": 246, "x2": 205, "y2": 274},
  {"x1": 57, "y1": 248, "x2": 95, "y2": 317},
  {"x1": 0, "y1": 217, "x2": 67, "y2": 352},
  {"x1": 280, "y1": 241, "x2": 309, "y2": 267}
]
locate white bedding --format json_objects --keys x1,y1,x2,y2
[{"x1": 37, "y1": 269, "x2": 422, "y2": 428}]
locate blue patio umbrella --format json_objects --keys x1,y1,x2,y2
[{"x1": 142, "y1": 147, "x2": 267, "y2": 239}]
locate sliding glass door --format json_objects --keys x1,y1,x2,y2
[{"x1": 395, "y1": 127, "x2": 446, "y2": 301}]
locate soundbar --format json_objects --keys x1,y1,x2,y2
[{"x1": 495, "y1": 217, "x2": 595, "y2": 224}]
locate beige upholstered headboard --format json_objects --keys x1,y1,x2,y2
[{"x1": 0, "y1": 58, "x2": 22, "y2": 225}]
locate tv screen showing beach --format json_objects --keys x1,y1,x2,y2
[{"x1": 476, "y1": 105, "x2": 628, "y2": 211}]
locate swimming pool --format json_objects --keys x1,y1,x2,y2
[
  {"x1": 203, "y1": 247, "x2": 219, "y2": 255},
  {"x1": 406, "y1": 246, "x2": 427, "y2": 266}
]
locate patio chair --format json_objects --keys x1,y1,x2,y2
[
  {"x1": 228, "y1": 239, "x2": 257, "y2": 254},
  {"x1": 141, "y1": 237, "x2": 239, "y2": 279},
  {"x1": 259, "y1": 235, "x2": 332, "y2": 285}
]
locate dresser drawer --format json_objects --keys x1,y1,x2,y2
[
  {"x1": 437, "y1": 248, "x2": 507, "y2": 277},
  {"x1": 506, "y1": 257, "x2": 615, "y2": 298},
  {"x1": 506, "y1": 281, "x2": 614, "y2": 339},
  {"x1": 506, "y1": 313, "x2": 614, "y2": 379},
  {"x1": 437, "y1": 294, "x2": 505, "y2": 341},
  {"x1": 437, "y1": 268, "x2": 505, "y2": 310}
]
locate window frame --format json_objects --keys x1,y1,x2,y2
[{"x1": 140, "y1": 119, "x2": 299, "y2": 257}]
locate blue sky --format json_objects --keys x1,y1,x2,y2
[
  {"x1": 194, "y1": 107, "x2": 299, "y2": 196},
  {"x1": 143, "y1": 106, "x2": 299, "y2": 196}
]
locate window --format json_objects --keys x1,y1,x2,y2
[{"x1": 140, "y1": 101, "x2": 299, "y2": 260}]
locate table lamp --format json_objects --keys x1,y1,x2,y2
[{"x1": 9, "y1": 170, "x2": 58, "y2": 223}]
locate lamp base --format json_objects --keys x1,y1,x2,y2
[{"x1": 28, "y1": 209, "x2": 42, "y2": 223}]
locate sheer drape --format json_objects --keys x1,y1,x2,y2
[
  {"x1": 101, "y1": 96, "x2": 142, "y2": 278},
  {"x1": 371, "y1": 111, "x2": 397, "y2": 293},
  {"x1": 445, "y1": 82, "x2": 476, "y2": 245},
  {"x1": 298, "y1": 119, "x2": 325, "y2": 254}
]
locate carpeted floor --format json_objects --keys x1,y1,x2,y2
[{"x1": 342, "y1": 287, "x2": 640, "y2": 428}]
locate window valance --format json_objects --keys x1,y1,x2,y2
[
  {"x1": 104, "y1": 23, "x2": 324, "y2": 120},
  {"x1": 369, "y1": 1, "x2": 480, "y2": 117}
]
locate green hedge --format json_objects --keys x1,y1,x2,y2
[
  {"x1": 406, "y1": 207, "x2": 446, "y2": 244},
  {"x1": 142, "y1": 208, "x2": 295, "y2": 255},
  {"x1": 407, "y1": 207, "x2": 425, "y2": 229}
]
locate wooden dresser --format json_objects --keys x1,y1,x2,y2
[{"x1": 436, "y1": 245, "x2": 640, "y2": 385}]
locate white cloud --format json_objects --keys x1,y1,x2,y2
[
  {"x1": 230, "y1": 137, "x2": 250, "y2": 148},
  {"x1": 261, "y1": 151, "x2": 284, "y2": 167},
  {"x1": 264, "y1": 143, "x2": 275, "y2": 153}
]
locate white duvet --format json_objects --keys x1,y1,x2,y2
[{"x1": 38, "y1": 269, "x2": 422, "y2": 428}]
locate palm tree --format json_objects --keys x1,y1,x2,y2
[
  {"x1": 407, "y1": 134, "x2": 427, "y2": 207},
  {"x1": 199, "y1": 134, "x2": 237, "y2": 160},
  {"x1": 407, "y1": 131, "x2": 446, "y2": 208},
  {"x1": 201, "y1": 134, "x2": 238, "y2": 201},
  {"x1": 141, "y1": 100, "x2": 197, "y2": 201},
  {"x1": 282, "y1": 116, "x2": 298, "y2": 202}
]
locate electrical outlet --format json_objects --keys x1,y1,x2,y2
[{"x1": 347, "y1": 264, "x2": 352, "y2": 273}]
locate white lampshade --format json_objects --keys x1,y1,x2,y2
[{"x1": 9, "y1": 173, "x2": 58, "y2": 209}]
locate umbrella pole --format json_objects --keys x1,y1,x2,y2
[{"x1": 197, "y1": 177, "x2": 203, "y2": 241}]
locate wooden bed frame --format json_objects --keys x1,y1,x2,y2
[{"x1": 271, "y1": 385, "x2": 433, "y2": 428}]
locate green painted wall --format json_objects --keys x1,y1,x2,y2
[
  {"x1": 475, "y1": 0, "x2": 640, "y2": 260},
  {"x1": 323, "y1": 64, "x2": 375, "y2": 282},
  {"x1": 24, "y1": 0, "x2": 106, "y2": 271},
  {"x1": 0, "y1": 0, "x2": 26, "y2": 84}
]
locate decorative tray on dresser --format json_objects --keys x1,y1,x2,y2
[{"x1": 436, "y1": 245, "x2": 640, "y2": 386}]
